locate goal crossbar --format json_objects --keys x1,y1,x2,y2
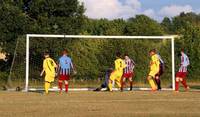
[{"x1": 25, "y1": 34, "x2": 176, "y2": 92}]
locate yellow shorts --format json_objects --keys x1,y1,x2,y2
[
  {"x1": 45, "y1": 75, "x2": 55, "y2": 82},
  {"x1": 148, "y1": 70, "x2": 159, "y2": 78},
  {"x1": 110, "y1": 70, "x2": 123, "y2": 82}
]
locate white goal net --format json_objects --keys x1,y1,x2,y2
[{"x1": 9, "y1": 34, "x2": 176, "y2": 92}]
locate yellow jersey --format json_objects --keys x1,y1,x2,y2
[
  {"x1": 114, "y1": 58, "x2": 126, "y2": 73},
  {"x1": 150, "y1": 54, "x2": 160, "y2": 72},
  {"x1": 43, "y1": 57, "x2": 57, "y2": 77}
]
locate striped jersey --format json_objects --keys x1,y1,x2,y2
[
  {"x1": 58, "y1": 55, "x2": 73, "y2": 75},
  {"x1": 124, "y1": 58, "x2": 135, "y2": 74},
  {"x1": 178, "y1": 53, "x2": 189, "y2": 72}
]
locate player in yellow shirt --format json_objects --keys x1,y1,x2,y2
[
  {"x1": 147, "y1": 49, "x2": 160, "y2": 91},
  {"x1": 40, "y1": 52, "x2": 57, "y2": 94},
  {"x1": 108, "y1": 52, "x2": 126, "y2": 92}
]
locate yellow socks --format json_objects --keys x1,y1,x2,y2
[
  {"x1": 148, "y1": 79, "x2": 157, "y2": 90},
  {"x1": 45, "y1": 82, "x2": 50, "y2": 94}
]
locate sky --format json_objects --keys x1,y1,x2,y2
[{"x1": 79, "y1": 0, "x2": 200, "y2": 21}]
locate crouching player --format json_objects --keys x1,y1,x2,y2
[
  {"x1": 175, "y1": 49, "x2": 190, "y2": 92},
  {"x1": 108, "y1": 52, "x2": 126, "y2": 92},
  {"x1": 93, "y1": 67, "x2": 113, "y2": 91},
  {"x1": 40, "y1": 52, "x2": 57, "y2": 94},
  {"x1": 147, "y1": 49, "x2": 160, "y2": 91},
  {"x1": 58, "y1": 49, "x2": 76, "y2": 93},
  {"x1": 121, "y1": 54, "x2": 135, "y2": 91}
]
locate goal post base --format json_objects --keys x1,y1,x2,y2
[{"x1": 25, "y1": 87, "x2": 173, "y2": 92}]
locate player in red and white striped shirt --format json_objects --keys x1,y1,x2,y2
[
  {"x1": 175, "y1": 49, "x2": 190, "y2": 92},
  {"x1": 121, "y1": 54, "x2": 135, "y2": 91}
]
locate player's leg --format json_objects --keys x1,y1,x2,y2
[
  {"x1": 44, "y1": 75, "x2": 53, "y2": 94},
  {"x1": 148, "y1": 71, "x2": 157, "y2": 91},
  {"x1": 180, "y1": 77, "x2": 189, "y2": 91},
  {"x1": 115, "y1": 76, "x2": 122, "y2": 90},
  {"x1": 44, "y1": 81, "x2": 50, "y2": 94},
  {"x1": 120, "y1": 77, "x2": 126, "y2": 91},
  {"x1": 58, "y1": 80, "x2": 63, "y2": 92},
  {"x1": 64, "y1": 75, "x2": 70, "y2": 93},
  {"x1": 175, "y1": 77, "x2": 180, "y2": 92},
  {"x1": 128, "y1": 77, "x2": 133, "y2": 91},
  {"x1": 155, "y1": 75, "x2": 161, "y2": 90},
  {"x1": 108, "y1": 71, "x2": 116, "y2": 91},
  {"x1": 58, "y1": 74, "x2": 64, "y2": 92},
  {"x1": 147, "y1": 75, "x2": 157, "y2": 91},
  {"x1": 108, "y1": 79, "x2": 114, "y2": 91},
  {"x1": 64, "y1": 80, "x2": 69, "y2": 93}
]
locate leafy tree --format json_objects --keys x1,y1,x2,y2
[
  {"x1": 125, "y1": 15, "x2": 164, "y2": 36},
  {"x1": 161, "y1": 17, "x2": 173, "y2": 34}
]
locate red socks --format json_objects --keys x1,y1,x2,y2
[
  {"x1": 175, "y1": 80, "x2": 179, "y2": 91},
  {"x1": 181, "y1": 79, "x2": 188, "y2": 88},
  {"x1": 59, "y1": 81, "x2": 69, "y2": 93},
  {"x1": 175, "y1": 78, "x2": 188, "y2": 91}
]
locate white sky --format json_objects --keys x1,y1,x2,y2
[{"x1": 79, "y1": 0, "x2": 200, "y2": 21}]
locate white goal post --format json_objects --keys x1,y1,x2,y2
[{"x1": 25, "y1": 34, "x2": 176, "y2": 92}]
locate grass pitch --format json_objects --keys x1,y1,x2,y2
[{"x1": 0, "y1": 91, "x2": 200, "y2": 117}]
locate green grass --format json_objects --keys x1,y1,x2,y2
[{"x1": 0, "y1": 91, "x2": 200, "y2": 117}]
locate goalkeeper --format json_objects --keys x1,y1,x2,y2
[
  {"x1": 93, "y1": 67, "x2": 113, "y2": 91},
  {"x1": 40, "y1": 52, "x2": 57, "y2": 94}
]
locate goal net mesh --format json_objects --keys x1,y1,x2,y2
[{"x1": 9, "y1": 35, "x2": 173, "y2": 90}]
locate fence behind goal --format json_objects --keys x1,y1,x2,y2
[{"x1": 8, "y1": 34, "x2": 175, "y2": 91}]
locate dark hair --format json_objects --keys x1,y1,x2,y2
[
  {"x1": 124, "y1": 53, "x2": 129, "y2": 57},
  {"x1": 44, "y1": 51, "x2": 49, "y2": 56},
  {"x1": 116, "y1": 52, "x2": 121, "y2": 58},
  {"x1": 181, "y1": 48, "x2": 184, "y2": 52}
]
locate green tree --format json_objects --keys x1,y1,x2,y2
[
  {"x1": 161, "y1": 17, "x2": 173, "y2": 34},
  {"x1": 125, "y1": 15, "x2": 164, "y2": 36}
]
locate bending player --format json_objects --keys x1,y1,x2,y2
[
  {"x1": 58, "y1": 49, "x2": 76, "y2": 93},
  {"x1": 93, "y1": 67, "x2": 113, "y2": 91},
  {"x1": 147, "y1": 49, "x2": 160, "y2": 91},
  {"x1": 155, "y1": 52, "x2": 164, "y2": 90},
  {"x1": 108, "y1": 52, "x2": 126, "y2": 92},
  {"x1": 175, "y1": 49, "x2": 190, "y2": 92},
  {"x1": 40, "y1": 52, "x2": 57, "y2": 94},
  {"x1": 121, "y1": 54, "x2": 135, "y2": 91}
]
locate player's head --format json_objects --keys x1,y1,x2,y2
[
  {"x1": 181, "y1": 48, "x2": 184, "y2": 55},
  {"x1": 116, "y1": 52, "x2": 121, "y2": 58},
  {"x1": 149, "y1": 49, "x2": 156, "y2": 56},
  {"x1": 124, "y1": 53, "x2": 129, "y2": 60},
  {"x1": 62, "y1": 49, "x2": 68, "y2": 55},
  {"x1": 44, "y1": 51, "x2": 50, "y2": 58}
]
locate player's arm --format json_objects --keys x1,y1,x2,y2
[
  {"x1": 131, "y1": 59, "x2": 135, "y2": 71},
  {"x1": 40, "y1": 60, "x2": 46, "y2": 76},
  {"x1": 70, "y1": 61, "x2": 77, "y2": 74},
  {"x1": 40, "y1": 69, "x2": 45, "y2": 76}
]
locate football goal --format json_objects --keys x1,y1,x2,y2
[{"x1": 9, "y1": 34, "x2": 176, "y2": 92}]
